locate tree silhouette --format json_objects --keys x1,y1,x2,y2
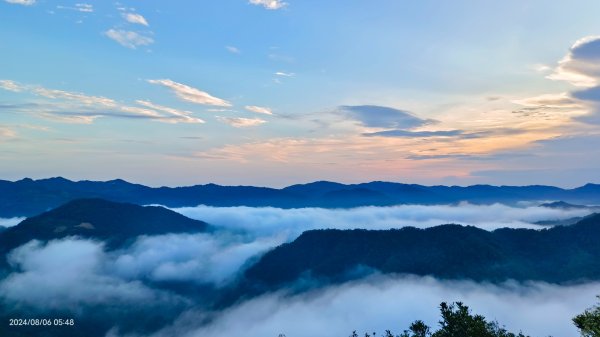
[
  {"x1": 574, "y1": 296, "x2": 600, "y2": 337},
  {"x1": 351, "y1": 302, "x2": 527, "y2": 337}
]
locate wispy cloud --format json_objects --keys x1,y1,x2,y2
[
  {"x1": 217, "y1": 116, "x2": 266, "y2": 128},
  {"x1": 148, "y1": 79, "x2": 232, "y2": 107},
  {"x1": 4, "y1": 0, "x2": 35, "y2": 5},
  {"x1": 0, "y1": 80, "x2": 206, "y2": 124},
  {"x1": 512, "y1": 92, "x2": 582, "y2": 108},
  {"x1": 274, "y1": 71, "x2": 294, "y2": 77},
  {"x1": 226, "y1": 46, "x2": 241, "y2": 54},
  {"x1": 0, "y1": 80, "x2": 24, "y2": 92},
  {"x1": 0, "y1": 126, "x2": 17, "y2": 139},
  {"x1": 249, "y1": 0, "x2": 287, "y2": 10},
  {"x1": 57, "y1": 3, "x2": 93, "y2": 12},
  {"x1": 123, "y1": 13, "x2": 149, "y2": 26},
  {"x1": 105, "y1": 29, "x2": 154, "y2": 49},
  {"x1": 136, "y1": 100, "x2": 205, "y2": 124},
  {"x1": 33, "y1": 87, "x2": 117, "y2": 107},
  {"x1": 363, "y1": 129, "x2": 463, "y2": 138},
  {"x1": 245, "y1": 105, "x2": 273, "y2": 115}
]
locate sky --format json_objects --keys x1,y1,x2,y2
[{"x1": 1, "y1": 0, "x2": 600, "y2": 187}]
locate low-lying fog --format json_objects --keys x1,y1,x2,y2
[
  {"x1": 142, "y1": 276, "x2": 599, "y2": 337},
  {"x1": 0, "y1": 217, "x2": 25, "y2": 228},
  {"x1": 0, "y1": 203, "x2": 597, "y2": 336},
  {"x1": 172, "y1": 203, "x2": 592, "y2": 239}
]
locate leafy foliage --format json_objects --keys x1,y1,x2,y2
[
  {"x1": 574, "y1": 297, "x2": 600, "y2": 337},
  {"x1": 351, "y1": 302, "x2": 528, "y2": 337}
]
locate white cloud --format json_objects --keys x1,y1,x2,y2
[
  {"x1": 0, "y1": 217, "x2": 25, "y2": 228},
  {"x1": 136, "y1": 100, "x2": 205, "y2": 124},
  {"x1": 75, "y1": 3, "x2": 92, "y2": 12},
  {"x1": 171, "y1": 203, "x2": 591, "y2": 241},
  {"x1": 152, "y1": 276, "x2": 599, "y2": 337},
  {"x1": 547, "y1": 35, "x2": 600, "y2": 87},
  {"x1": 148, "y1": 79, "x2": 232, "y2": 107},
  {"x1": 217, "y1": 116, "x2": 267, "y2": 128},
  {"x1": 249, "y1": 0, "x2": 287, "y2": 10},
  {"x1": 56, "y1": 3, "x2": 93, "y2": 12},
  {"x1": 274, "y1": 71, "x2": 294, "y2": 77},
  {"x1": 0, "y1": 239, "x2": 175, "y2": 310},
  {"x1": 33, "y1": 87, "x2": 117, "y2": 107},
  {"x1": 105, "y1": 29, "x2": 154, "y2": 49},
  {"x1": 245, "y1": 105, "x2": 273, "y2": 115},
  {"x1": 0, "y1": 79, "x2": 205, "y2": 124},
  {"x1": 0, "y1": 79, "x2": 24, "y2": 92},
  {"x1": 114, "y1": 233, "x2": 281, "y2": 286},
  {"x1": 226, "y1": 46, "x2": 240, "y2": 54},
  {"x1": 4, "y1": 0, "x2": 35, "y2": 5},
  {"x1": 123, "y1": 12, "x2": 149, "y2": 26},
  {"x1": 0, "y1": 233, "x2": 275, "y2": 310}
]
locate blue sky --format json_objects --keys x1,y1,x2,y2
[{"x1": 1, "y1": 0, "x2": 600, "y2": 187}]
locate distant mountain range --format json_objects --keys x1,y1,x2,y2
[
  {"x1": 241, "y1": 213, "x2": 600, "y2": 295},
  {"x1": 2, "y1": 177, "x2": 600, "y2": 217}
]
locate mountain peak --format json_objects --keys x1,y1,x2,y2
[{"x1": 0, "y1": 198, "x2": 209, "y2": 253}]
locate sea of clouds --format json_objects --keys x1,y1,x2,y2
[
  {"x1": 0, "y1": 203, "x2": 597, "y2": 336},
  {"x1": 140, "y1": 276, "x2": 599, "y2": 337},
  {"x1": 171, "y1": 203, "x2": 592, "y2": 240}
]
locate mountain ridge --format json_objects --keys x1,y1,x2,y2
[
  {"x1": 1, "y1": 177, "x2": 600, "y2": 217},
  {"x1": 0, "y1": 198, "x2": 210, "y2": 257},
  {"x1": 240, "y1": 213, "x2": 600, "y2": 296}
]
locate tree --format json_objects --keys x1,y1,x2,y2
[
  {"x1": 574, "y1": 297, "x2": 600, "y2": 337},
  {"x1": 432, "y1": 302, "x2": 527, "y2": 337},
  {"x1": 409, "y1": 321, "x2": 430, "y2": 337},
  {"x1": 350, "y1": 302, "x2": 527, "y2": 337}
]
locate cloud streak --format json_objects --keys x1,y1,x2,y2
[
  {"x1": 363, "y1": 129, "x2": 463, "y2": 138},
  {"x1": 0, "y1": 79, "x2": 205, "y2": 124},
  {"x1": 148, "y1": 79, "x2": 232, "y2": 107},
  {"x1": 57, "y1": 3, "x2": 93, "y2": 12},
  {"x1": 4, "y1": 0, "x2": 35, "y2": 5},
  {"x1": 225, "y1": 46, "x2": 240, "y2": 54},
  {"x1": 245, "y1": 105, "x2": 273, "y2": 115},
  {"x1": 0, "y1": 80, "x2": 24, "y2": 92},
  {"x1": 105, "y1": 29, "x2": 154, "y2": 49},
  {"x1": 217, "y1": 116, "x2": 266, "y2": 128},
  {"x1": 249, "y1": 0, "x2": 287, "y2": 10}
]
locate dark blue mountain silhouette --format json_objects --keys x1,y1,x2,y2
[{"x1": 1, "y1": 177, "x2": 600, "y2": 218}]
